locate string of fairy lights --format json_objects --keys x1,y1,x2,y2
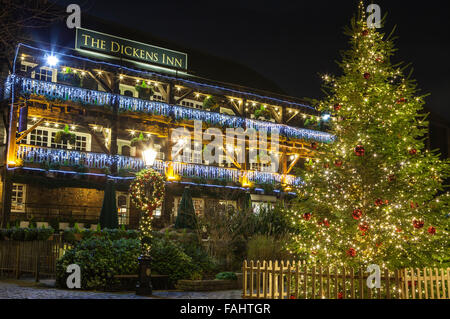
[{"x1": 11, "y1": 76, "x2": 334, "y2": 143}]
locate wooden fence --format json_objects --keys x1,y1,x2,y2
[
  {"x1": 242, "y1": 260, "x2": 450, "y2": 300},
  {"x1": 0, "y1": 236, "x2": 72, "y2": 281}
]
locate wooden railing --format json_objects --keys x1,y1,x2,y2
[
  {"x1": 0, "y1": 235, "x2": 72, "y2": 281},
  {"x1": 242, "y1": 260, "x2": 450, "y2": 300}
]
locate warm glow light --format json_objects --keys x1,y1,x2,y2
[{"x1": 142, "y1": 148, "x2": 157, "y2": 167}]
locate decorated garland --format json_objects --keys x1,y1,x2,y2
[{"x1": 130, "y1": 169, "x2": 166, "y2": 217}]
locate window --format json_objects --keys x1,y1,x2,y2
[
  {"x1": 12, "y1": 184, "x2": 26, "y2": 213},
  {"x1": 252, "y1": 201, "x2": 273, "y2": 214},
  {"x1": 29, "y1": 129, "x2": 49, "y2": 147},
  {"x1": 219, "y1": 200, "x2": 236, "y2": 210},
  {"x1": 153, "y1": 94, "x2": 163, "y2": 101},
  {"x1": 27, "y1": 126, "x2": 91, "y2": 152},
  {"x1": 117, "y1": 193, "x2": 130, "y2": 225},
  {"x1": 35, "y1": 68, "x2": 53, "y2": 82},
  {"x1": 174, "y1": 197, "x2": 204, "y2": 217},
  {"x1": 122, "y1": 145, "x2": 131, "y2": 157}
]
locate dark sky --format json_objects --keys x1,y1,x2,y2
[{"x1": 54, "y1": 0, "x2": 450, "y2": 122}]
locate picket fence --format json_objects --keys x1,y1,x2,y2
[{"x1": 242, "y1": 260, "x2": 450, "y2": 300}]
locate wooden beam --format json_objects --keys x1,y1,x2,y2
[
  {"x1": 285, "y1": 155, "x2": 301, "y2": 175},
  {"x1": 86, "y1": 70, "x2": 112, "y2": 93},
  {"x1": 174, "y1": 89, "x2": 194, "y2": 105},
  {"x1": 26, "y1": 63, "x2": 44, "y2": 77},
  {"x1": 16, "y1": 118, "x2": 45, "y2": 143},
  {"x1": 84, "y1": 123, "x2": 111, "y2": 155}
]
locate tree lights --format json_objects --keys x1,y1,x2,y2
[{"x1": 287, "y1": 3, "x2": 450, "y2": 269}]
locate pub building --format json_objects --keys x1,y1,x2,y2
[{"x1": 0, "y1": 24, "x2": 333, "y2": 230}]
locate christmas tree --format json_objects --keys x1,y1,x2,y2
[
  {"x1": 288, "y1": 2, "x2": 450, "y2": 269},
  {"x1": 175, "y1": 186, "x2": 198, "y2": 230}
]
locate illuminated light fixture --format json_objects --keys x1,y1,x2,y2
[
  {"x1": 166, "y1": 163, "x2": 180, "y2": 181},
  {"x1": 32, "y1": 117, "x2": 37, "y2": 122},
  {"x1": 240, "y1": 174, "x2": 253, "y2": 188},
  {"x1": 130, "y1": 130, "x2": 136, "y2": 136},
  {"x1": 136, "y1": 79, "x2": 140, "y2": 83},
  {"x1": 45, "y1": 122, "x2": 50, "y2": 127},
  {"x1": 142, "y1": 148, "x2": 158, "y2": 167},
  {"x1": 93, "y1": 126, "x2": 98, "y2": 131},
  {"x1": 195, "y1": 93, "x2": 200, "y2": 98},
  {"x1": 119, "y1": 75, "x2": 124, "y2": 80},
  {"x1": 252, "y1": 103, "x2": 256, "y2": 107},
  {"x1": 46, "y1": 55, "x2": 59, "y2": 67},
  {"x1": 71, "y1": 125, "x2": 76, "y2": 130},
  {"x1": 176, "y1": 86, "x2": 181, "y2": 91},
  {"x1": 97, "y1": 71, "x2": 102, "y2": 76},
  {"x1": 81, "y1": 71, "x2": 86, "y2": 76},
  {"x1": 54, "y1": 124, "x2": 59, "y2": 128},
  {"x1": 322, "y1": 114, "x2": 331, "y2": 121}
]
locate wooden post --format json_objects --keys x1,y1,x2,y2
[
  {"x1": 263, "y1": 261, "x2": 268, "y2": 299},
  {"x1": 295, "y1": 261, "x2": 299, "y2": 299},
  {"x1": 250, "y1": 260, "x2": 254, "y2": 298},
  {"x1": 359, "y1": 267, "x2": 364, "y2": 299},
  {"x1": 35, "y1": 242, "x2": 41, "y2": 283},
  {"x1": 16, "y1": 243, "x2": 20, "y2": 279},
  {"x1": 350, "y1": 268, "x2": 355, "y2": 299},
  {"x1": 385, "y1": 269, "x2": 391, "y2": 299},
  {"x1": 242, "y1": 260, "x2": 247, "y2": 298},
  {"x1": 256, "y1": 261, "x2": 261, "y2": 298},
  {"x1": 303, "y1": 264, "x2": 307, "y2": 299},
  {"x1": 311, "y1": 265, "x2": 316, "y2": 299},
  {"x1": 271, "y1": 261, "x2": 275, "y2": 299},
  {"x1": 435, "y1": 268, "x2": 441, "y2": 299}
]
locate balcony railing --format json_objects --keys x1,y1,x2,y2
[
  {"x1": 17, "y1": 146, "x2": 302, "y2": 186},
  {"x1": 9, "y1": 76, "x2": 334, "y2": 143}
]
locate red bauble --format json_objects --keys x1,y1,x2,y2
[
  {"x1": 318, "y1": 219, "x2": 330, "y2": 228},
  {"x1": 363, "y1": 73, "x2": 371, "y2": 80},
  {"x1": 338, "y1": 292, "x2": 344, "y2": 299},
  {"x1": 354, "y1": 145, "x2": 365, "y2": 156},
  {"x1": 324, "y1": 163, "x2": 330, "y2": 169},
  {"x1": 428, "y1": 227, "x2": 436, "y2": 235},
  {"x1": 347, "y1": 248, "x2": 357, "y2": 257},
  {"x1": 374, "y1": 199, "x2": 384, "y2": 207},
  {"x1": 396, "y1": 228, "x2": 402, "y2": 233},
  {"x1": 388, "y1": 174, "x2": 396, "y2": 182},
  {"x1": 352, "y1": 209, "x2": 363, "y2": 220},
  {"x1": 362, "y1": 30, "x2": 369, "y2": 36},
  {"x1": 359, "y1": 223, "x2": 369, "y2": 233},
  {"x1": 409, "y1": 148, "x2": 417, "y2": 155},
  {"x1": 413, "y1": 220, "x2": 425, "y2": 229},
  {"x1": 376, "y1": 242, "x2": 383, "y2": 248},
  {"x1": 410, "y1": 202, "x2": 419, "y2": 209},
  {"x1": 334, "y1": 103, "x2": 342, "y2": 111},
  {"x1": 303, "y1": 213, "x2": 312, "y2": 221},
  {"x1": 290, "y1": 295, "x2": 296, "y2": 300},
  {"x1": 396, "y1": 98, "x2": 406, "y2": 104},
  {"x1": 334, "y1": 160, "x2": 343, "y2": 167},
  {"x1": 311, "y1": 142, "x2": 318, "y2": 150}
]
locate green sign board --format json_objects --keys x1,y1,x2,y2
[{"x1": 75, "y1": 28, "x2": 188, "y2": 70}]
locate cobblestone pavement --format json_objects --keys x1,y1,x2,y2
[{"x1": 0, "y1": 280, "x2": 242, "y2": 299}]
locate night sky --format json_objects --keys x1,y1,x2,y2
[{"x1": 53, "y1": 0, "x2": 450, "y2": 122}]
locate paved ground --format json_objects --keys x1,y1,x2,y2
[{"x1": 0, "y1": 279, "x2": 242, "y2": 299}]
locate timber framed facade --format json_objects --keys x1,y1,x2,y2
[{"x1": 0, "y1": 40, "x2": 333, "y2": 230}]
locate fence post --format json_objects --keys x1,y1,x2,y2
[
  {"x1": 35, "y1": 241, "x2": 41, "y2": 283},
  {"x1": 242, "y1": 260, "x2": 247, "y2": 298},
  {"x1": 256, "y1": 261, "x2": 261, "y2": 299},
  {"x1": 15, "y1": 242, "x2": 20, "y2": 279},
  {"x1": 385, "y1": 269, "x2": 391, "y2": 299}
]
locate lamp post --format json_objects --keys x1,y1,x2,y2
[{"x1": 136, "y1": 146, "x2": 157, "y2": 296}]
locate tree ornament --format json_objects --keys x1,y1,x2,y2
[
  {"x1": 396, "y1": 98, "x2": 406, "y2": 104},
  {"x1": 338, "y1": 292, "x2": 344, "y2": 299},
  {"x1": 311, "y1": 142, "x2": 318, "y2": 150},
  {"x1": 318, "y1": 219, "x2": 330, "y2": 227},
  {"x1": 427, "y1": 227, "x2": 436, "y2": 235},
  {"x1": 323, "y1": 163, "x2": 330, "y2": 169},
  {"x1": 347, "y1": 248, "x2": 357, "y2": 257},
  {"x1": 374, "y1": 199, "x2": 384, "y2": 207},
  {"x1": 334, "y1": 160, "x2": 343, "y2": 167},
  {"x1": 363, "y1": 73, "x2": 371, "y2": 80},
  {"x1": 354, "y1": 145, "x2": 365, "y2": 156},
  {"x1": 334, "y1": 103, "x2": 342, "y2": 111},
  {"x1": 352, "y1": 209, "x2": 363, "y2": 220},
  {"x1": 388, "y1": 174, "x2": 396, "y2": 182},
  {"x1": 303, "y1": 213, "x2": 312, "y2": 221},
  {"x1": 409, "y1": 148, "x2": 417, "y2": 155},
  {"x1": 361, "y1": 29, "x2": 369, "y2": 36},
  {"x1": 413, "y1": 220, "x2": 425, "y2": 229},
  {"x1": 359, "y1": 223, "x2": 369, "y2": 234},
  {"x1": 130, "y1": 168, "x2": 166, "y2": 217}
]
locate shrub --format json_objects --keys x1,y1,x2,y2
[
  {"x1": 56, "y1": 238, "x2": 140, "y2": 290},
  {"x1": 0, "y1": 227, "x2": 54, "y2": 241},
  {"x1": 151, "y1": 237, "x2": 197, "y2": 286},
  {"x1": 215, "y1": 272, "x2": 237, "y2": 281},
  {"x1": 246, "y1": 235, "x2": 292, "y2": 261},
  {"x1": 11, "y1": 228, "x2": 25, "y2": 241}
]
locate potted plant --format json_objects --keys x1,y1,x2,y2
[
  {"x1": 135, "y1": 81, "x2": 154, "y2": 100},
  {"x1": 254, "y1": 105, "x2": 271, "y2": 120},
  {"x1": 202, "y1": 96, "x2": 219, "y2": 111},
  {"x1": 54, "y1": 125, "x2": 76, "y2": 146},
  {"x1": 57, "y1": 67, "x2": 81, "y2": 87}
]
